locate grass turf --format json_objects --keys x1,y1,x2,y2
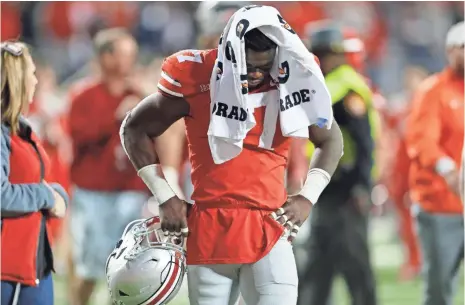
[{"x1": 53, "y1": 265, "x2": 464, "y2": 305}]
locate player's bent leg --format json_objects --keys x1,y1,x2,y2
[
  {"x1": 239, "y1": 236, "x2": 298, "y2": 305},
  {"x1": 187, "y1": 264, "x2": 241, "y2": 305}
]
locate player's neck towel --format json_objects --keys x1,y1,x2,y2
[{"x1": 208, "y1": 5, "x2": 333, "y2": 164}]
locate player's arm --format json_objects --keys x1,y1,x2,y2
[
  {"x1": 307, "y1": 120, "x2": 343, "y2": 177},
  {"x1": 120, "y1": 92, "x2": 190, "y2": 235},
  {"x1": 302, "y1": 52, "x2": 343, "y2": 191},
  {"x1": 296, "y1": 120, "x2": 344, "y2": 202},
  {"x1": 294, "y1": 119, "x2": 343, "y2": 205},
  {"x1": 294, "y1": 52, "x2": 344, "y2": 199},
  {"x1": 120, "y1": 52, "x2": 201, "y2": 236},
  {"x1": 274, "y1": 119, "x2": 343, "y2": 242},
  {"x1": 121, "y1": 52, "x2": 196, "y2": 171},
  {"x1": 120, "y1": 93, "x2": 189, "y2": 170}
]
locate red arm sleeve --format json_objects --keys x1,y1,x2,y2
[
  {"x1": 405, "y1": 78, "x2": 447, "y2": 169},
  {"x1": 68, "y1": 90, "x2": 118, "y2": 146}
]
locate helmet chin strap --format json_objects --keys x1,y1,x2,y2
[
  {"x1": 122, "y1": 219, "x2": 146, "y2": 237},
  {"x1": 125, "y1": 217, "x2": 187, "y2": 261}
]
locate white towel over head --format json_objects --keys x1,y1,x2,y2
[{"x1": 208, "y1": 5, "x2": 333, "y2": 164}]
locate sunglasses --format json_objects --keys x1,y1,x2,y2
[{"x1": 1, "y1": 42, "x2": 24, "y2": 57}]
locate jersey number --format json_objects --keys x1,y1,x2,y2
[{"x1": 177, "y1": 50, "x2": 203, "y2": 63}]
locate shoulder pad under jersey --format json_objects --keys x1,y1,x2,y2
[{"x1": 157, "y1": 49, "x2": 216, "y2": 99}]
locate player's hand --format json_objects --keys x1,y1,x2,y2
[
  {"x1": 159, "y1": 197, "x2": 189, "y2": 238},
  {"x1": 270, "y1": 194, "x2": 312, "y2": 243}
]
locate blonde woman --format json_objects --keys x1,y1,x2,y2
[{"x1": 1, "y1": 41, "x2": 69, "y2": 305}]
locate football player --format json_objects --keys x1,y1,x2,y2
[
  {"x1": 177, "y1": 1, "x2": 252, "y2": 203},
  {"x1": 119, "y1": 6, "x2": 343, "y2": 305}
]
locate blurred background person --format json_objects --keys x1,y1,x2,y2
[
  {"x1": 298, "y1": 24, "x2": 377, "y2": 305},
  {"x1": 385, "y1": 65, "x2": 429, "y2": 281},
  {"x1": 1, "y1": 41, "x2": 69, "y2": 305},
  {"x1": 67, "y1": 28, "x2": 149, "y2": 305},
  {"x1": 405, "y1": 21, "x2": 464, "y2": 305},
  {"x1": 1, "y1": 3, "x2": 22, "y2": 41}
]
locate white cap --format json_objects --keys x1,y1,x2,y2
[{"x1": 446, "y1": 21, "x2": 464, "y2": 47}]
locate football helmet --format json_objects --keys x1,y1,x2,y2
[{"x1": 105, "y1": 217, "x2": 186, "y2": 305}]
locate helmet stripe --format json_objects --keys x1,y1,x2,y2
[{"x1": 142, "y1": 254, "x2": 182, "y2": 305}]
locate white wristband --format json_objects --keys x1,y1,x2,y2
[
  {"x1": 298, "y1": 168, "x2": 331, "y2": 204},
  {"x1": 138, "y1": 164, "x2": 177, "y2": 204}
]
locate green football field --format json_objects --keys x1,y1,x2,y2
[
  {"x1": 53, "y1": 217, "x2": 465, "y2": 305},
  {"x1": 53, "y1": 266, "x2": 464, "y2": 305}
]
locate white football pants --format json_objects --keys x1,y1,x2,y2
[{"x1": 187, "y1": 236, "x2": 298, "y2": 305}]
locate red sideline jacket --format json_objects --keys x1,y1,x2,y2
[
  {"x1": 1, "y1": 119, "x2": 69, "y2": 286},
  {"x1": 68, "y1": 79, "x2": 147, "y2": 192}
]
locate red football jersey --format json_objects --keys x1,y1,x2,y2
[{"x1": 158, "y1": 49, "x2": 288, "y2": 265}]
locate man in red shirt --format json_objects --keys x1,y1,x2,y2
[
  {"x1": 120, "y1": 5, "x2": 343, "y2": 305},
  {"x1": 405, "y1": 21, "x2": 464, "y2": 305},
  {"x1": 68, "y1": 28, "x2": 149, "y2": 305}
]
